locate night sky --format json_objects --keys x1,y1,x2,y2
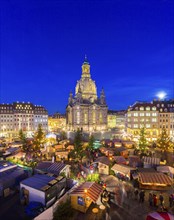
[{"x1": 1, "y1": 0, "x2": 173, "y2": 114}]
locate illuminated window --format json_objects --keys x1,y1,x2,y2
[
  {"x1": 134, "y1": 124, "x2": 138, "y2": 128},
  {"x1": 93, "y1": 111, "x2": 95, "y2": 123},
  {"x1": 146, "y1": 113, "x2": 150, "y2": 116},
  {"x1": 146, "y1": 107, "x2": 150, "y2": 111},
  {"x1": 152, "y1": 107, "x2": 156, "y2": 111},
  {"x1": 134, "y1": 113, "x2": 138, "y2": 117},
  {"x1": 100, "y1": 112, "x2": 103, "y2": 123},
  {"x1": 84, "y1": 112, "x2": 88, "y2": 124},
  {"x1": 152, "y1": 113, "x2": 157, "y2": 116},
  {"x1": 140, "y1": 107, "x2": 144, "y2": 111},
  {"x1": 78, "y1": 196, "x2": 84, "y2": 206},
  {"x1": 134, "y1": 118, "x2": 138, "y2": 122},
  {"x1": 77, "y1": 112, "x2": 80, "y2": 124},
  {"x1": 152, "y1": 118, "x2": 157, "y2": 122},
  {"x1": 140, "y1": 113, "x2": 144, "y2": 116},
  {"x1": 146, "y1": 124, "x2": 150, "y2": 128}
]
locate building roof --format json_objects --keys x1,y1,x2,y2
[
  {"x1": 21, "y1": 174, "x2": 56, "y2": 191},
  {"x1": 142, "y1": 156, "x2": 160, "y2": 165},
  {"x1": 0, "y1": 161, "x2": 17, "y2": 172},
  {"x1": 114, "y1": 146, "x2": 127, "y2": 152},
  {"x1": 138, "y1": 172, "x2": 172, "y2": 185},
  {"x1": 35, "y1": 162, "x2": 68, "y2": 175},
  {"x1": 128, "y1": 100, "x2": 174, "y2": 113},
  {"x1": 0, "y1": 167, "x2": 25, "y2": 188},
  {"x1": 95, "y1": 156, "x2": 111, "y2": 166},
  {"x1": 157, "y1": 166, "x2": 174, "y2": 175},
  {"x1": 70, "y1": 182, "x2": 103, "y2": 203},
  {"x1": 113, "y1": 156, "x2": 127, "y2": 164},
  {"x1": 111, "y1": 164, "x2": 136, "y2": 175}
]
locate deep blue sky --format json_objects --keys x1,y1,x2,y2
[{"x1": 1, "y1": 0, "x2": 173, "y2": 114}]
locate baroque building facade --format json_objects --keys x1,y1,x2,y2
[
  {"x1": 66, "y1": 57, "x2": 108, "y2": 131},
  {"x1": 0, "y1": 102, "x2": 48, "y2": 138},
  {"x1": 126, "y1": 99, "x2": 174, "y2": 141}
]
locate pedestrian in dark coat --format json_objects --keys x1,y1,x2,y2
[
  {"x1": 159, "y1": 193, "x2": 164, "y2": 206},
  {"x1": 139, "y1": 190, "x2": 144, "y2": 203},
  {"x1": 134, "y1": 189, "x2": 138, "y2": 200},
  {"x1": 148, "y1": 193, "x2": 153, "y2": 206},
  {"x1": 142, "y1": 190, "x2": 145, "y2": 203},
  {"x1": 169, "y1": 194, "x2": 173, "y2": 207}
]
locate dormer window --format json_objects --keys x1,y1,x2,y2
[
  {"x1": 146, "y1": 107, "x2": 150, "y2": 111},
  {"x1": 140, "y1": 107, "x2": 144, "y2": 111}
]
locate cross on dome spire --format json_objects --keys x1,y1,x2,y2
[{"x1": 83, "y1": 54, "x2": 89, "y2": 64}]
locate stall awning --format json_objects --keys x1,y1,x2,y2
[
  {"x1": 139, "y1": 172, "x2": 172, "y2": 185},
  {"x1": 142, "y1": 157, "x2": 160, "y2": 165},
  {"x1": 157, "y1": 166, "x2": 174, "y2": 175},
  {"x1": 111, "y1": 164, "x2": 136, "y2": 176},
  {"x1": 70, "y1": 182, "x2": 103, "y2": 203}
]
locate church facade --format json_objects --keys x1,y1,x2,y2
[{"x1": 66, "y1": 57, "x2": 108, "y2": 131}]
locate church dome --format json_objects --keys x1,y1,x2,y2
[
  {"x1": 75, "y1": 57, "x2": 97, "y2": 101},
  {"x1": 75, "y1": 77, "x2": 97, "y2": 100}
]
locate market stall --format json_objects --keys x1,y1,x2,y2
[{"x1": 138, "y1": 172, "x2": 173, "y2": 190}]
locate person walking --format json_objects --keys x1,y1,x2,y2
[
  {"x1": 169, "y1": 194, "x2": 173, "y2": 208},
  {"x1": 148, "y1": 193, "x2": 153, "y2": 206},
  {"x1": 153, "y1": 194, "x2": 157, "y2": 207},
  {"x1": 159, "y1": 193, "x2": 164, "y2": 206},
  {"x1": 139, "y1": 190, "x2": 144, "y2": 203},
  {"x1": 142, "y1": 190, "x2": 145, "y2": 203},
  {"x1": 134, "y1": 189, "x2": 138, "y2": 200}
]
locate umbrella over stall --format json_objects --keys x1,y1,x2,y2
[{"x1": 146, "y1": 212, "x2": 174, "y2": 220}]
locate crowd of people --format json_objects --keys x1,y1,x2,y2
[
  {"x1": 122, "y1": 182, "x2": 174, "y2": 213},
  {"x1": 132, "y1": 188, "x2": 174, "y2": 211}
]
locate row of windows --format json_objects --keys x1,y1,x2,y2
[
  {"x1": 128, "y1": 118, "x2": 157, "y2": 122},
  {"x1": 131, "y1": 124, "x2": 170, "y2": 129},
  {"x1": 128, "y1": 112, "x2": 172, "y2": 117},
  {"x1": 159, "y1": 114, "x2": 169, "y2": 117},
  {"x1": 133, "y1": 124, "x2": 151, "y2": 128},
  {"x1": 138, "y1": 107, "x2": 156, "y2": 111},
  {"x1": 0, "y1": 114, "x2": 47, "y2": 118},
  {"x1": 0, "y1": 106, "x2": 13, "y2": 109},
  {"x1": 132, "y1": 113, "x2": 157, "y2": 117},
  {"x1": 159, "y1": 119, "x2": 169, "y2": 122}
]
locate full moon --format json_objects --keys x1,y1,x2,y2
[{"x1": 157, "y1": 91, "x2": 166, "y2": 100}]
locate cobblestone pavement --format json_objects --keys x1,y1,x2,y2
[
  {"x1": 100, "y1": 175, "x2": 174, "y2": 220},
  {"x1": 0, "y1": 191, "x2": 31, "y2": 220}
]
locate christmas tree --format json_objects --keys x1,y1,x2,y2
[
  {"x1": 157, "y1": 127, "x2": 173, "y2": 151},
  {"x1": 137, "y1": 127, "x2": 148, "y2": 153}
]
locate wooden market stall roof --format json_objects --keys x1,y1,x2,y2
[
  {"x1": 70, "y1": 182, "x2": 103, "y2": 203},
  {"x1": 95, "y1": 156, "x2": 111, "y2": 166},
  {"x1": 139, "y1": 172, "x2": 173, "y2": 185},
  {"x1": 111, "y1": 164, "x2": 136, "y2": 175},
  {"x1": 113, "y1": 156, "x2": 127, "y2": 164},
  {"x1": 157, "y1": 166, "x2": 174, "y2": 175}
]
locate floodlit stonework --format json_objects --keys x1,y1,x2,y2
[{"x1": 66, "y1": 57, "x2": 108, "y2": 131}]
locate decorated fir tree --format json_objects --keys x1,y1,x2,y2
[
  {"x1": 157, "y1": 127, "x2": 173, "y2": 151},
  {"x1": 33, "y1": 124, "x2": 46, "y2": 151},
  {"x1": 19, "y1": 129, "x2": 26, "y2": 142},
  {"x1": 138, "y1": 127, "x2": 148, "y2": 154},
  {"x1": 87, "y1": 134, "x2": 95, "y2": 151},
  {"x1": 68, "y1": 129, "x2": 85, "y2": 163}
]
